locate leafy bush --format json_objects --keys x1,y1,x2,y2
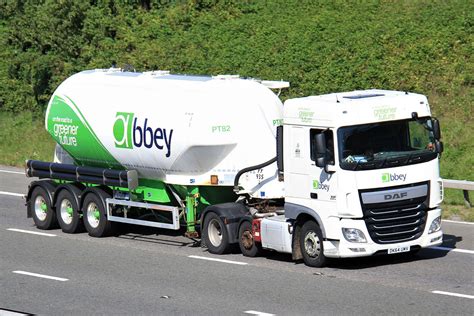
[{"x1": 0, "y1": 0, "x2": 472, "y2": 187}]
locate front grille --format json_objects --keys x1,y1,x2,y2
[{"x1": 360, "y1": 182, "x2": 429, "y2": 244}]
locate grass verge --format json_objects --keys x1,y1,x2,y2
[{"x1": 0, "y1": 111, "x2": 55, "y2": 166}]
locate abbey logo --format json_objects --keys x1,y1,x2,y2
[
  {"x1": 113, "y1": 112, "x2": 174, "y2": 157},
  {"x1": 313, "y1": 180, "x2": 330, "y2": 191},
  {"x1": 113, "y1": 112, "x2": 134, "y2": 149},
  {"x1": 382, "y1": 173, "x2": 407, "y2": 183}
]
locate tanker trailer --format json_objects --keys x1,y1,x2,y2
[{"x1": 25, "y1": 68, "x2": 289, "y2": 254}]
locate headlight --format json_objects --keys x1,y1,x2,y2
[
  {"x1": 342, "y1": 228, "x2": 367, "y2": 243},
  {"x1": 429, "y1": 216, "x2": 442, "y2": 234}
]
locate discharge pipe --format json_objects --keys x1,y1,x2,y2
[{"x1": 233, "y1": 156, "x2": 277, "y2": 193}]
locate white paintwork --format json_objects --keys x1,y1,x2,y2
[
  {"x1": 47, "y1": 69, "x2": 285, "y2": 198},
  {"x1": 260, "y1": 215, "x2": 293, "y2": 253},
  {"x1": 282, "y1": 90, "x2": 443, "y2": 258},
  {"x1": 284, "y1": 89, "x2": 431, "y2": 127}
]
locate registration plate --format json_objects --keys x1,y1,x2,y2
[{"x1": 388, "y1": 246, "x2": 410, "y2": 254}]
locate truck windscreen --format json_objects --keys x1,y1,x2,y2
[{"x1": 337, "y1": 117, "x2": 438, "y2": 171}]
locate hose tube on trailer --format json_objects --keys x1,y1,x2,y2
[{"x1": 233, "y1": 156, "x2": 277, "y2": 193}]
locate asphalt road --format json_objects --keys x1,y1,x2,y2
[{"x1": 0, "y1": 166, "x2": 473, "y2": 315}]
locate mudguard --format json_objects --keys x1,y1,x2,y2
[
  {"x1": 201, "y1": 202, "x2": 249, "y2": 243},
  {"x1": 26, "y1": 180, "x2": 58, "y2": 218}
]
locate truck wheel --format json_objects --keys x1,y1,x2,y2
[
  {"x1": 239, "y1": 221, "x2": 261, "y2": 257},
  {"x1": 203, "y1": 212, "x2": 230, "y2": 254},
  {"x1": 300, "y1": 221, "x2": 326, "y2": 268},
  {"x1": 55, "y1": 189, "x2": 84, "y2": 234},
  {"x1": 82, "y1": 191, "x2": 114, "y2": 237},
  {"x1": 30, "y1": 186, "x2": 57, "y2": 230}
]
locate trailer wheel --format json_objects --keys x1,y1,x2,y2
[
  {"x1": 300, "y1": 221, "x2": 326, "y2": 268},
  {"x1": 30, "y1": 186, "x2": 57, "y2": 230},
  {"x1": 203, "y1": 212, "x2": 230, "y2": 254},
  {"x1": 55, "y1": 189, "x2": 84, "y2": 234},
  {"x1": 82, "y1": 190, "x2": 114, "y2": 237},
  {"x1": 238, "y1": 221, "x2": 261, "y2": 257}
]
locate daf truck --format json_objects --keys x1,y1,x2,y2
[{"x1": 25, "y1": 69, "x2": 444, "y2": 267}]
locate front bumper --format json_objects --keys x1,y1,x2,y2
[{"x1": 323, "y1": 208, "x2": 443, "y2": 258}]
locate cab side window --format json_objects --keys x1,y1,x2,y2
[{"x1": 310, "y1": 129, "x2": 334, "y2": 165}]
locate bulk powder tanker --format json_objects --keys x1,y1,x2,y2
[{"x1": 24, "y1": 68, "x2": 445, "y2": 268}]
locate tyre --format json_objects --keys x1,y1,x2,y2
[
  {"x1": 30, "y1": 186, "x2": 57, "y2": 230},
  {"x1": 300, "y1": 220, "x2": 326, "y2": 267},
  {"x1": 55, "y1": 188, "x2": 84, "y2": 234},
  {"x1": 203, "y1": 212, "x2": 230, "y2": 254},
  {"x1": 238, "y1": 220, "x2": 262, "y2": 257},
  {"x1": 82, "y1": 190, "x2": 114, "y2": 237}
]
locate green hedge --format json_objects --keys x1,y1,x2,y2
[{"x1": 0, "y1": 1, "x2": 472, "y2": 183}]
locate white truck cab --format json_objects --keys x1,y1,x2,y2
[{"x1": 278, "y1": 89, "x2": 443, "y2": 262}]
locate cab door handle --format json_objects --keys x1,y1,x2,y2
[{"x1": 310, "y1": 193, "x2": 318, "y2": 199}]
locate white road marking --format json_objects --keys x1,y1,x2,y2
[
  {"x1": 442, "y1": 219, "x2": 474, "y2": 225},
  {"x1": 0, "y1": 309, "x2": 30, "y2": 316},
  {"x1": 430, "y1": 246, "x2": 474, "y2": 254},
  {"x1": 188, "y1": 255, "x2": 248, "y2": 265},
  {"x1": 432, "y1": 290, "x2": 474, "y2": 299},
  {"x1": 244, "y1": 311, "x2": 275, "y2": 316},
  {"x1": 0, "y1": 169, "x2": 24, "y2": 175},
  {"x1": 13, "y1": 270, "x2": 68, "y2": 282},
  {"x1": 7, "y1": 228, "x2": 57, "y2": 237},
  {"x1": 0, "y1": 191, "x2": 24, "y2": 197}
]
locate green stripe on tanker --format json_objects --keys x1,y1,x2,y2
[{"x1": 46, "y1": 95, "x2": 122, "y2": 169}]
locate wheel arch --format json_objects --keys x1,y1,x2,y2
[
  {"x1": 284, "y1": 202, "x2": 326, "y2": 238},
  {"x1": 285, "y1": 202, "x2": 326, "y2": 261},
  {"x1": 79, "y1": 186, "x2": 112, "y2": 210},
  {"x1": 53, "y1": 183, "x2": 84, "y2": 211},
  {"x1": 200, "y1": 202, "x2": 249, "y2": 244},
  {"x1": 26, "y1": 180, "x2": 58, "y2": 218}
]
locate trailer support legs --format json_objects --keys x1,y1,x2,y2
[{"x1": 185, "y1": 187, "x2": 199, "y2": 238}]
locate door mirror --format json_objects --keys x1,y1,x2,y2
[
  {"x1": 316, "y1": 157, "x2": 326, "y2": 168},
  {"x1": 435, "y1": 140, "x2": 444, "y2": 154},
  {"x1": 315, "y1": 133, "x2": 326, "y2": 155},
  {"x1": 432, "y1": 118, "x2": 441, "y2": 140},
  {"x1": 314, "y1": 133, "x2": 326, "y2": 168}
]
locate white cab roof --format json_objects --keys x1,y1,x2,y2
[{"x1": 284, "y1": 89, "x2": 431, "y2": 127}]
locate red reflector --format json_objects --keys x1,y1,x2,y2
[{"x1": 252, "y1": 218, "x2": 262, "y2": 242}]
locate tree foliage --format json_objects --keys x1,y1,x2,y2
[
  {"x1": 1, "y1": 1, "x2": 471, "y2": 113},
  {"x1": 0, "y1": 0, "x2": 472, "y2": 180}
]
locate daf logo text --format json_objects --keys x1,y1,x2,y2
[{"x1": 384, "y1": 192, "x2": 408, "y2": 201}]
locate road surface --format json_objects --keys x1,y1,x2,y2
[{"x1": 0, "y1": 166, "x2": 473, "y2": 315}]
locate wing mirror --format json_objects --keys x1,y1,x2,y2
[{"x1": 432, "y1": 118, "x2": 441, "y2": 140}]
